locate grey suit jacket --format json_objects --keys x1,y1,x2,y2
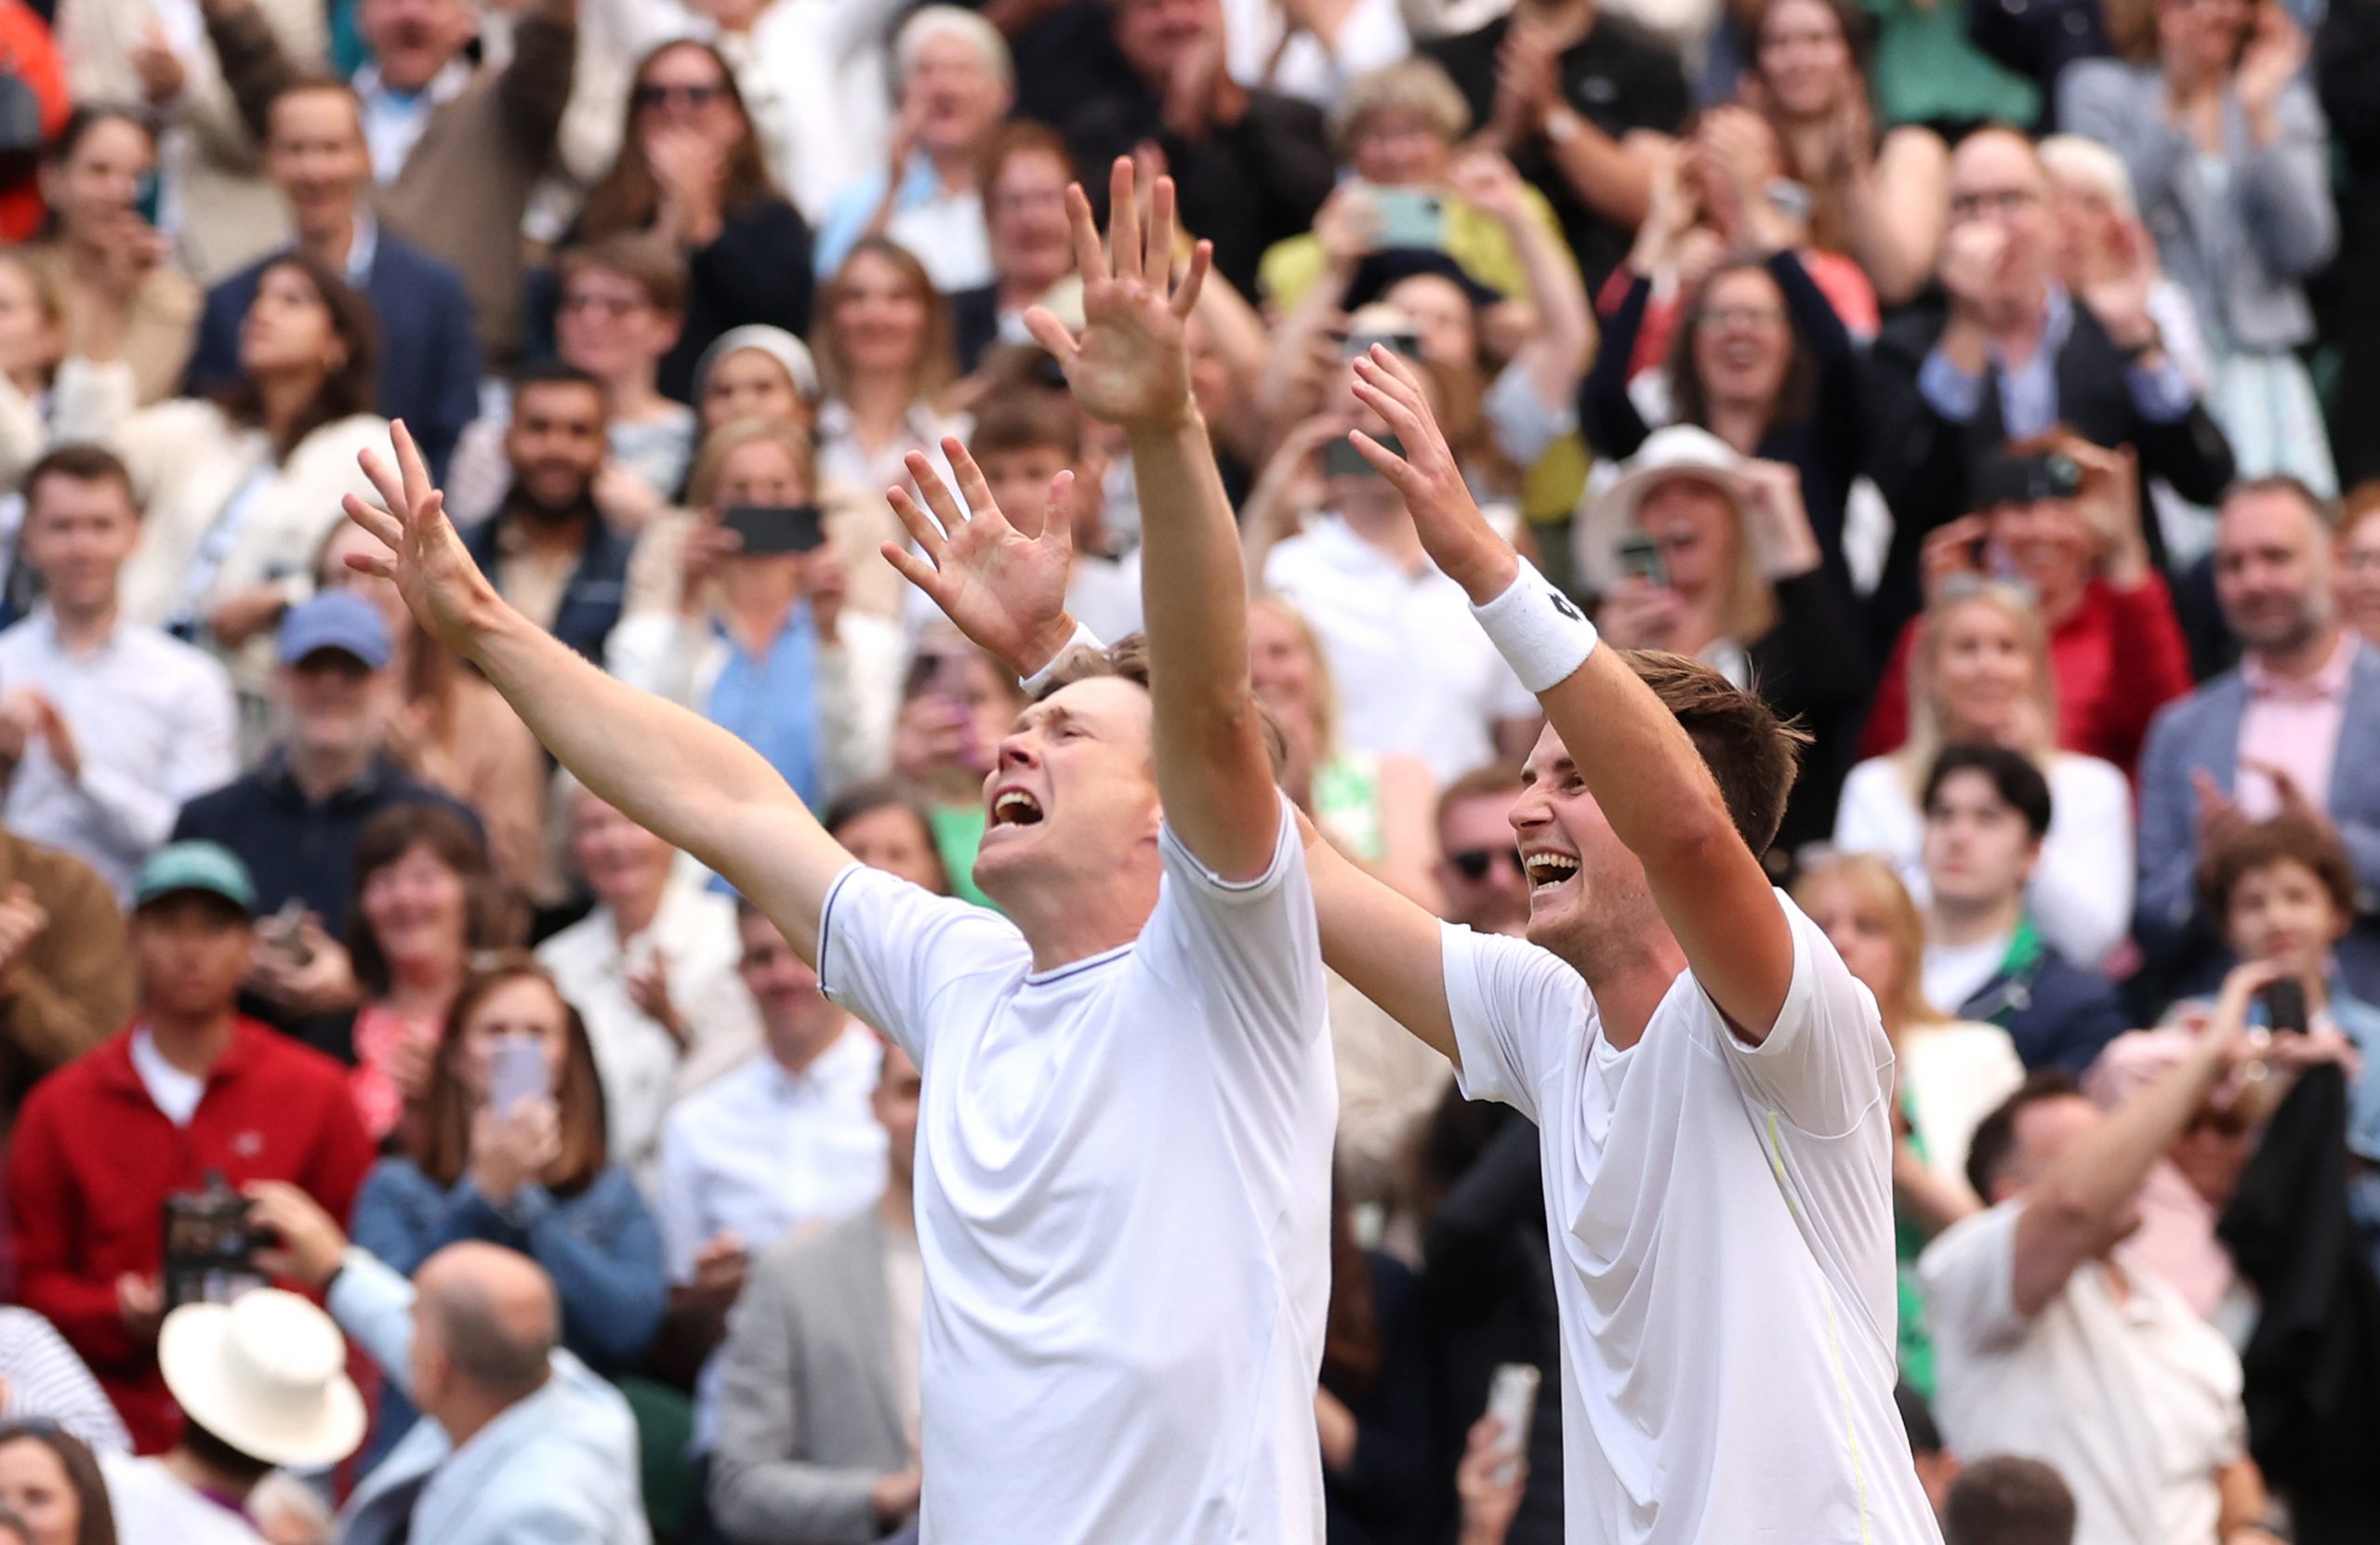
[
  {"x1": 709, "y1": 1208, "x2": 911, "y2": 1545},
  {"x1": 2136, "y1": 641, "x2": 2380, "y2": 997}
]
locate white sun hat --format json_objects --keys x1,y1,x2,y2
[
  {"x1": 157, "y1": 1289, "x2": 367, "y2": 1469},
  {"x1": 1571, "y1": 424, "x2": 1750, "y2": 596}
]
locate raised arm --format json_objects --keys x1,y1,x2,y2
[
  {"x1": 1021, "y1": 160, "x2": 1277, "y2": 880},
  {"x1": 339, "y1": 422, "x2": 851, "y2": 962},
  {"x1": 1346, "y1": 347, "x2": 1798, "y2": 1037}
]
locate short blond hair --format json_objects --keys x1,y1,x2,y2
[{"x1": 1329, "y1": 59, "x2": 1470, "y2": 157}]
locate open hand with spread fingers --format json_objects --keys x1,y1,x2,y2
[
  {"x1": 340, "y1": 419, "x2": 502, "y2": 657},
  {"x1": 1347, "y1": 346, "x2": 1518, "y2": 601},
  {"x1": 884, "y1": 437, "x2": 1080, "y2": 677},
  {"x1": 1024, "y1": 158, "x2": 1214, "y2": 431}
]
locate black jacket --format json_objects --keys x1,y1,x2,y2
[
  {"x1": 1954, "y1": 923, "x2": 2130, "y2": 1075},
  {"x1": 462, "y1": 503, "x2": 636, "y2": 665}
]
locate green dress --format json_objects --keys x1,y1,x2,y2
[{"x1": 1895, "y1": 1091, "x2": 1939, "y2": 1399}]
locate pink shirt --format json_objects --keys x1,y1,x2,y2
[{"x1": 2238, "y1": 631, "x2": 2359, "y2": 820}]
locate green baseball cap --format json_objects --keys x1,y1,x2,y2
[{"x1": 133, "y1": 842, "x2": 258, "y2": 917}]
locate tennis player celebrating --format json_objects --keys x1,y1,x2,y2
[
  {"x1": 340, "y1": 161, "x2": 1334, "y2": 1545},
  {"x1": 907, "y1": 344, "x2": 1943, "y2": 1544}
]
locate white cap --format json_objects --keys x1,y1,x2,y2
[
  {"x1": 1571, "y1": 425, "x2": 1748, "y2": 594},
  {"x1": 158, "y1": 1289, "x2": 367, "y2": 1469}
]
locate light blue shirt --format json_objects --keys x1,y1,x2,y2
[
  {"x1": 353, "y1": 59, "x2": 469, "y2": 185},
  {"x1": 812, "y1": 152, "x2": 991, "y2": 291},
  {"x1": 706, "y1": 604, "x2": 823, "y2": 808},
  {"x1": 1917, "y1": 286, "x2": 2199, "y2": 434}
]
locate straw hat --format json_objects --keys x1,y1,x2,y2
[
  {"x1": 158, "y1": 1290, "x2": 367, "y2": 1469},
  {"x1": 1570, "y1": 425, "x2": 1750, "y2": 596}
]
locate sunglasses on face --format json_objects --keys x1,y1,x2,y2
[
  {"x1": 635, "y1": 81, "x2": 726, "y2": 112},
  {"x1": 1447, "y1": 848, "x2": 1527, "y2": 882}
]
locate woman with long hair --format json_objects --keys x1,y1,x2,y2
[
  {"x1": 573, "y1": 40, "x2": 813, "y2": 402},
  {"x1": 349, "y1": 955, "x2": 667, "y2": 1448},
  {"x1": 103, "y1": 251, "x2": 384, "y2": 701},
  {"x1": 0, "y1": 252, "x2": 126, "y2": 520},
  {"x1": 812, "y1": 235, "x2": 966, "y2": 499},
  {"x1": 1792, "y1": 852, "x2": 2023, "y2": 1395},
  {"x1": 822, "y1": 780, "x2": 954, "y2": 895},
  {"x1": 22, "y1": 109, "x2": 197, "y2": 408},
  {"x1": 0, "y1": 1423, "x2": 115, "y2": 1545},
  {"x1": 1835, "y1": 581, "x2": 2135, "y2": 969}
]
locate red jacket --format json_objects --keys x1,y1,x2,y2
[
  {"x1": 4, "y1": 1019, "x2": 374, "y2": 1452},
  {"x1": 1858, "y1": 573, "x2": 2195, "y2": 776}
]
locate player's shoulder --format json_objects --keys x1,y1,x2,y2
[{"x1": 824, "y1": 862, "x2": 1023, "y2": 963}]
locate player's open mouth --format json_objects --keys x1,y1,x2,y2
[
  {"x1": 991, "y1": 789, "x2": 1045, "y2": 827},
  {"x1": 1522, "y1": 852, "x2": 1580, "y2": 891}
]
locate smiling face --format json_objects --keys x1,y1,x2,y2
[
  {"x1": 20, "y1": 470, "x2": 139, "y2": 619},
  {"x1": 986, "y1": 146, "x2": 1074, "y2": 292},
  {"x1": 278, "y1": 650, "x2": 388, "y2": 765},
  {"x1": 974, "y1": 675, "x2": 1164, "y2": 905},
  {"x1": 44, "y1": 116, "x2": 152, "y2": 245},
  {"x1": 1925, "y1": 596, "x2": 2036, "y2": 743},
  {"x1": 569, "y1": 790, "x2": 676, "y2": 916},
  {"x1": 902, "y1": 30, "x2": 1011, "y2": 158},
  {"x1": 2215, "y1": 486, "x2": 2332, "y2": 657},
  {"x1": 239, "y1": 261, "x2": 345, "y2": 382},
  {"x1": 557, "y1": 263, "x2": 679, "y2": 388},
  {"x1": 505, "y1": 380, "x2": 608, "y2": 513},
  {"x1": 635, "y1": 43, "x2": 743, "y2": 156},
  {"x1": 360, "y1": 840, "x2": 469, "y2": 980},
  {"x1": 701, "y1": 348, "x2": 810, "y2": 435},
  {"x1": 1350, "y1": 104, "x2": 1452, "y2": 187},
  {"x1": 1690, "y1": 266, "x2": 1792, "y2": 412},
  {"x1": 831, "y1": 250, "x2": 932, "y2": 379},
  {"x1": 1756, "y1": 0, "x2": 1854, "y2": 117},
  {"x1": 1983, "y1": 494, "x2": 2094, "y2": 604},
  {"x1": 1630, "y1": 476, "x2": 1739, "y2": 598},
  {"x1": 267, "y1": 87, "x2": 372, "y2": 242},
  {"x1": 1508, "y1": 725, "x2": 1667, "y2": 970}
]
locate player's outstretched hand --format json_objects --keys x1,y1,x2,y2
[
  {"x1": 1347, "y1": 347, "x2": 1519, "y2": 603},
  {"x1": 1024, "y1": 157, "x2": 1213, "y2": 432},
  {"x1": 341, "y1": 419, "x2": 500, "y2": 655},
  {"x1": 885, "y1": 437, "x2": 1079, "y2": 675}
]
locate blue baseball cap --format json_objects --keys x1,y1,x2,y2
[
  {"x1": 277, "y1": 591, "x2": 391, "y2": 671},
  {"x1": 133, "y1": 841, "x2": 258, "y2": 916}
]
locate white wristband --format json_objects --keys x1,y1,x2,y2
[
  {"x1": 1019, "y1": 620, "x2": 1104, "y2": 696},
  {"x1": 1470, "y1": 560, "x2": 1598, "y2": 693}
]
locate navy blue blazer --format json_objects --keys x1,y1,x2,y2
[{"x1": 187, "y1": 232, "x2": 483, "y2": 478}]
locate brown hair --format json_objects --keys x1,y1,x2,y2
[
  {"x1": 555, "y1": 231, "x2": 689, "y2": 318},
  {"x1": 221, "y1": 251, "x2": 380, "y2": 461},
  {"x1": 683, "y1": 415, "x2": 816, "y2": 510},
  {"x1": 1746, "y1": 0, "x2": 1877, "y2": 254},
  {"x1": 1039, "y1": 634, "x2": 1293, "y2": 778},
  {"x1": 0, "y1": 1424, "x2": 117, "y2": 1545},
  {"x1": 2196, "y1": 810, "x2": 2358, "y2": 931},
  {"x1": 976, "y1": 118, "x2": 1075, "y2": 200},
  {"x1": 1624, "y1": 649, "x2": 1807, "y2": 855},
  {"x1": 264, "y1": 76, "x2": 366, "y2": 142},
  {"x1": 1945, "y1": 1455, "x2": 2078, "y2": 1545},
  {"x1": 344, "y1": 803, "x2": 518, "y2": 996},
  {"x1": 1964, "y1": 1069, "x2": 2084, "y2": 1200},
  {"x1": 1435, "y1": 764, "x2": 1524, "y2": 827},
  {"x1": 578, "y1": 41, "x2": 779, "y2": 240},
  {"x1": 20, "y1": 442, "x2": 135, "y2": 514},
  {"x1": 813, "y1": 237, "x2": 959, "y2": 405},
  {"x1": 419, "y1": 955, "x2": 609, "y2": 1196},
  {"x1": 1668, "y1": 258, "x2": 1816, "y2": 442},
  {"x1": 968, "y1": 390, "x2": 1084, "y2": 463},
  {"x1": 1791, "y1": 852, "x2": 1942, "y2": 1036}
]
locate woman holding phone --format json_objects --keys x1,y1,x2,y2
[
  {"x1": 605, "y1": 417, "x2": 903, "y2": 807},
  {"x1": 349, "y1": 955, "x2": 667, "y2": 1457}
]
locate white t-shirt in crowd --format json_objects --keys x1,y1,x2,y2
[
  {"x1": 1922, "y1": 931, "x2": 2015, "y2": 1022},
  {"x1": 818, "y1": 796, "x2": 1335, "y2": 1545},
  {"x1": 1919, "y1": 1204, "x2": 2246, "y2": 1545},
  {"x1": 1444, "y1": 895, "x2": 1942, "y2": 1545},
  {"x1": 130, "y1": 1029, "x2": 205, "y2": 1127},
  {"x1": 100, "y1": 1453, "x2": 267, "y2": 1545}
]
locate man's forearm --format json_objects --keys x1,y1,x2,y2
[{"x1": 2042, "y1": 1032, "x2": 2228, "y2": 1230}]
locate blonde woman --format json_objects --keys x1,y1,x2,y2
[
  {"x1": 1834, "y1": 581, "x2": 2135, "y2": 969},
  {"x1": 1793, "y1": 852, "x2": 2023, "y2": 1395}
]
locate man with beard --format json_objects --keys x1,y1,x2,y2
[
  {"x1": 2137, "y1": 477, "x2": 2380, "y2": 1001},
  {"x1": 461, "y1": 363, "x2": 665, "y2": 662}
]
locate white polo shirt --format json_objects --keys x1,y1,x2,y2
[
  {"x1": 817, "y1": 797, "x2": 1334, "y2": 1544},
  {"x1": 1920, "y1": 1203, "x2": 2246, "y2": 1545},
  {"x1": 1445, "y1": 895, "x2": 1942, "y2": 1545}
]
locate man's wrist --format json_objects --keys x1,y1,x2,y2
[
  {"x1": 1016, "y1": 614, "x2": 1090, "y2": 684},
  {"x1": 1470, "y1": 557, "x2": 1596, "y2": 691}
]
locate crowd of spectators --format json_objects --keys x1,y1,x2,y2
[{"x1": 0, "y1": 0, "x2": 2377, "y2": 1537}]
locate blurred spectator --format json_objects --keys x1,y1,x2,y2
[
  {"x1": 243, "y1": 1183, "x2": 651, "y2": 1545},
  {"x1": 1221, "y1": 0, "x2": 1410, "y2": 105},
  {"x1": 0, "y1": 825, "x2": 132, "y2": 1137},
  {"x1": 812, "y1": 237, "x2": 967, "y2": 502},
  {"x1": 0, "y1": 1307, "x2": 132, "y2": 1455},
  {"x1": 182, "y1": 81, "x2": 481, "y2": 481},
  {"x1": 0, "y1": 0, "x2": 69, "y2": 244},
  {"x1": 949, "y1": 124, "x2": 1078, "y2": 374},
  {"x1": 553, "y1": 233, "x2": 696, "y2": 508},
  {"x1": 349, "y1": 954, "x2": 668, "y2": 1449},
  {"x1": 1580, "y1": 152, "x2": 1868, "y2": 614},
  {"x1": 886, "y1": 630, "x2": 1023, "y2": 909},
  {"x1": 1449, "y1": 1410, "x2": 1527, "y2": 1545},
  {"x1": 199, "y1": 0, "x2": 579, "y2": 370},
  {"x1": 1898, "y1": 1381, "x2": 1960, "y2": 1523},
  {"x1": 2137, "y1": 478, "x2": 2380, "y2": 1003},
  {"x1": 316, "y1": 802, "x2": 519, "y2": 1147},
  {"x1": 1431, "y1": 765, "x2": 1528, "y2": 937},
  {"x1": 106, "y1": 1288, "x2": 364, "y2": 1542},
  {"x1": 20, "y1": 109, "x2": 198, "y2": 406},
  {"x1": 813, "y1": 7, "x2": 1009, "y2": 294},
  {"x1": 571, "y1": 39, "x2": 813, "y2": 403},
  {"x1": 0, "y1": 251, "x2": 97, "y2": 521},
  {"x1": 1061, "y1": 0, "x2": 1336, "y2": 296},
  {"x1": 0, "y1": 1423, "x2": 115, "y2": 1545},
  {"x1": 1921, "y1": 972, "x2": 2286, "y2": 1545},
  {"x1": 1317, "y1": 1166, "x2": 1430, "y2": 1545},
  {"x1": 607, "y1": 418, "x2": 902, "y2": 807},
  {"x1": 1795, "y1": 852, "x2": 2021, "y2": 1393},
  {"x1": 1919, "y1": 746, "x2": 2128, "y2": 1075},
  {"x1": 170, "y1": 592, "x2": 481, "y2": 950},
  {"x1": 1865, "y1": 0, "x2": 2039, "y2": 133},
  {"x1": 314, "y1": 522, "x2": 550, "y2": 905},
  {"x1": 963, "y1": 371, "x2": 1140, "y2": 642},
  {"x1": 107, "y1": 252, "x2": 386, "y2": 694},
  {"x1": 1421, "y1": 0, "x2": 1689, "y2": 284},
  {"x1": 2037, "y1": 135, "x2": 2212, "y2": 400},
  {"x1": 1943, "y1": 1455, "x2": 2078, "y2": 1545},
  {"x1": 654, "y1": 902, "x2": 882, "y2": 1367},
  {"x1": 1863, "y1": 434, "x2": 2193, "y2": 777},
  {"x1": 686, "y1": 0, "x2": 904, "y2": 224},
  {"x1": 2321, "y1": 0, "x2": 2380, "y2": 485},
  {"x1": 458, "y1": 363, "x2": 668, "y2": 661},
  {"x1": 693, "y1": 323, "x2": 816, "y2": 440},
  {"x1": 2060, "y1": 0, "x2": 2336, "y2": 495},
  {"x1": 1867, "y1": 126, "x2": 2236, "y2": 644},
  {"x1": 709, "y1": 1041, "x2": 920, "y2": 1545},
  {"x1": 243, "y1": 1472, "x2": 329, "y2": 1545},
  {"x1": 0, "y1": 443, "x2": 237, "y2": 900},
  {"x1": 2333, "y1": 482, "x2": 2380, "y2": 647},
  {"x1": 1739, "y1": 0, "x2": 1948, "y2": 306},
  {"x1": 1259, "y1": 59, "x2": 1574, "y2": 309},
  {"x1": 1573, "y1": 428, "x2": 1866, "y2": 860},
  {"x1": 537, "y1": 781, "x2": 760, "y2": 1186},
  {"x1": 821, "y1": 781, "x2": 953, "y2": 896},
  {"x1": 4, "y1": 841, "x2": 372, "y2": 1453},
  {"x1": 1837, "y1": 582, "x2": 2135, "y2": 969}
]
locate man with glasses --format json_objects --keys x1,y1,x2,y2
[{"x1": 1866, "y1": 125, "x2": 2235, "y2": 647}]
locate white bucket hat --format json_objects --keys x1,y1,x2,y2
[
  {"x1": 1571, "y1": 424, "x2": 1749, "y2": 596},
  {"x1": 158, "y1": 1289, "x2": 367, "y2": 1469}
]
